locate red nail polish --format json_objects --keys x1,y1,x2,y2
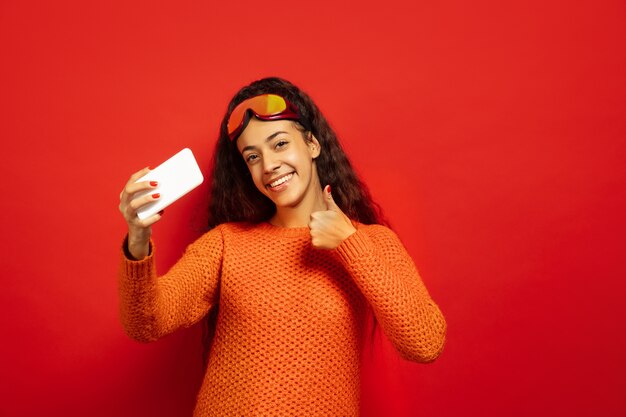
[
  {"x1": 327, "y1": 185, "x2": 332, "y2": 194},
  {"x1": 150, "y1": 181, "x2": 158, "y2": 187},
  {"x1": 152, "y1": 193, "x2": 160, "y2": 199}
]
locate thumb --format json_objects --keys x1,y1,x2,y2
[{"x1": 324, "y1": 185, "x2": 340, "y2": 211}]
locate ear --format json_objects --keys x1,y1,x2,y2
[{"x1": 307, "y1": 135, "x2": 321, "y2": 159}]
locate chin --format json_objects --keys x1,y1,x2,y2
[{"x1": 269, "y1": 190, "x2": 305, "y2": 209}]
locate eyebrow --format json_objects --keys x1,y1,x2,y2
[{"x1": 240, "y1": 131, "x2": 288, "y2": 153}]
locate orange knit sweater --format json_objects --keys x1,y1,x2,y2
[{"x1": 119, "y1": 221, "x2": 446, "y2": 416}]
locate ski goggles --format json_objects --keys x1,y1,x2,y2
[{"x1": 227, "y1": 94, "x2": 301, "y2": 141}]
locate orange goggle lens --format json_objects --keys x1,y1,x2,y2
[{"x1": 227, "y1": 94, "x2": 299, "y2": 141}]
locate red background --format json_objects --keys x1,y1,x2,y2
[{"x1": 1, "y1": 1, "x2": 625, "y2": 416}]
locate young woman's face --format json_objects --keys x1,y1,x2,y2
[{"x1": 236, "y1": 118, "x2": 321, "y2": 209}]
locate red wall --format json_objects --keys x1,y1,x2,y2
[{"x1": 1, "y1": 1, "x2": 625, "y2": 416}]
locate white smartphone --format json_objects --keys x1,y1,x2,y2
[{"x1": 134, "y1": 148, "x2": 204, "y2": 220}]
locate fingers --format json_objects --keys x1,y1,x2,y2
[
  {"x1": 324, "y1": 185, "x2": 353, "y2": 225},
  {"x1": 119, "y1": 186, "x2": 159, "y2": 216},
  {"x1": 123, "y1": 180, "x2": 157, "y2": 199},
  {"x1": 118, "y1": 166, "x2": 163, "y2": 229},
  {"x1": 128, "y1": 191, "x2": 161, "y2": 212},
  {"x1": 309, "y1": 187, "x2": 357, "y2": 249},
  {"x1": 139, "y1": 210, "x2": 164, "y2": 228},
  {"x1": 121, "y1": 193, "x2": 159, "y2": 221},
  {"x1": 119, "y1": 167, "x2": 155, "y2": 201},
  {"x1": 324, "y1": 184, "x2": 340, "y2": 211},
  {"x1": 130, "y1": 166, "x2": 152, "y2": 182}
]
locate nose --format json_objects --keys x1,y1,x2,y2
[{"x1": 262, "y1": 153, "x2": 281, "y2": 174}]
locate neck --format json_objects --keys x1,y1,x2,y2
[{"x1": 269, "y1": 171, "x2": 326, "y2": 228}]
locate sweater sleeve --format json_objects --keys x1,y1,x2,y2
[
  {"x1": 334, "y1": 224, "x2": 446, "y2": 363},
  {"x1": 118, "y1": 226, "x2": 224, "y2": 343}
]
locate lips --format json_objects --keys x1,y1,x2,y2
[{"x1": 266, "y1": 172, "x2": 294, "y2": 189}]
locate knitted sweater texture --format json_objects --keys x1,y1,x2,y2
[{"x1": 119, "y1": 221, "x2": 446, "y2": 416}]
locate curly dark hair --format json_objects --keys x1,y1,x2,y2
[
  {"x1": 202, "y1": 77, "x2": 385, "y2": 365},
  {"x1": 206, "y1": 76, "x2": 387, "y2": 229}
]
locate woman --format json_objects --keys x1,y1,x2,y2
[{"x1": 118, "y1": 77, "x2": 446, "y2": 416}]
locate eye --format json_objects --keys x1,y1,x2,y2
[
  {"x1": 245, "y1": 153, "x2": 259, "y2": 164},
  {"x1": 275, "y1": 140, "x2": 288, "y2": 149}
]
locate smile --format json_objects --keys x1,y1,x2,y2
[{"x1": 267, "y1": 172, "x2": 294, "y2": 189}]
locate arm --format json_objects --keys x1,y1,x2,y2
[
  {"x1": 118, "y1": 226, "x2": 224, "y2": 342},
  {"x1": 334, "y1": 224, "x2": 446, "y2": 363}
]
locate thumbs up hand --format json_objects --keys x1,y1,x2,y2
[{"x1": 309, "y1": 185, "x2": 357, "y2": 249}]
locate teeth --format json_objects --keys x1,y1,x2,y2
[{"x1": 269, "y1": 173, "x2": 293, "y2": 188}]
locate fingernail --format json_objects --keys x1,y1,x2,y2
[
  {"x1": 327, "y1": 185, "x2": 332, "y2": 195},
  {"x1": 150, "y1": 181, "x2": 158, "y2": 187},
  {"x1": 148, "y1": 166, "x2": 155, "y2": 170},
  {"x1": 152, "y1": 193, "x2": 160, "y2": 199}
]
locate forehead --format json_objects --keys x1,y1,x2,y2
[{"x1": 236, "y1": 118, "x2": 300, "y2": 152}]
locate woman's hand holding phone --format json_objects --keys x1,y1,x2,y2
[
  {"x1": 118, "y1": 149, "x2": 204, "y2": 260},
  {"x1": 119, "y1": 167, "x2": 163, "y2": 260}
]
